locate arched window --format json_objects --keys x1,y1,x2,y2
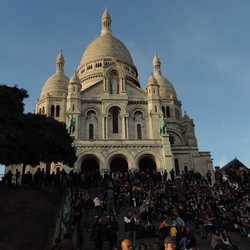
[
  {"x1": 112, "y1": 109, "x2": 119, "y2": 133},
  {"x1": 51, "y1": 105, "x2": 55, "y2": 117},
  {"x1": 89, "y1": 124, "x2": 94, "y2": 139},
  {"x1": 166, "y1": 106, "x2": 170, "y2": 117},
  {"x1": 72, "y1": 104, "x2": 75, "y2": 112},
  {"x1": 42, "y1": 107, "x2": 45, "y2": 114},
  {"x1": 56, "y1": 105, "x2": 60, "y2": 117},
  {"x1": 155, "y1": 105, "x2": 157, "y2": 112},
  {"x1": 137, "y1": 124, "x2": 142, "y2": 139}
]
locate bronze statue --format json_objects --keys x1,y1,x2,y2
[{"x1": 67, "y1": 114, "x2": 75, "y2": 135}]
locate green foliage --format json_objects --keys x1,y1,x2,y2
[{"x1": 0, "y1": 84, "x2": 77, "y2": 169}]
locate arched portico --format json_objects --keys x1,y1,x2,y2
[
  {"x1": 110, "y1": 155, "x2": 128, "y2": 172},
  {"x1": 138, "y1": 154, "x2": 157, "y2": 173},
  {"x1": 81, "y1": 155, "x2": 100, "y2": 173}
]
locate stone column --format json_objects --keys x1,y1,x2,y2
[
  {"x1": 162, "y1": 134, "x2": 174, "y2": 172},
  {"x1": 103, "y1": 115, "x2": 108, "y2": 139}
]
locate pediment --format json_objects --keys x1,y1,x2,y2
[{"x1": 81, "y1": 80, "x2": 103, "y2": 99}]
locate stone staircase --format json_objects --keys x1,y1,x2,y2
[
  {"x1": 78, "y1": 188, "x2": 248, "y2": 250},
  {"x1": 80, "y1": 187, "x2": 158, "y2": 249}
]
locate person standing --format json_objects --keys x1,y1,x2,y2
[
  {"x1": 82, "y1": 193, "x2": 94, "y2": 232},
  {"x1": 106, "y1": 186, "x2": 115, "y2": 216},
  {"x1": 6, "y1": 170, "x2": 13, "y2": 185},
  {"x1": 124, "y1": 210, "x2": 139, "y2": 249},
  {"x1": 90, "y1": 216, "x2": 106, "y2": 250},
  {"x1": 93, "y1": 196, "x2": 102, "y2": 217},
  {"x1": 15, "y1": 169, "x2": 20, "y2": 186},
  {"x1": 105, "y1": 215, "x2": 119, "y2": 249}
]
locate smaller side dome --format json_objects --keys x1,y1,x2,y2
[
  {"x1": 183, "y1": 111, "x2": 190, "y2": 121},
  {"x1": 152, "y1": 54, "x2": 177, "y2": 99},
  {"x1": 40, "y1": 50, "x2": 69, "y2": 98},
  {"x1": 146, "y1": 73, "x2": 158, "y2": 88},
  {"x1": 69, "y1": 71, "x2": 80, "y2": 84}
]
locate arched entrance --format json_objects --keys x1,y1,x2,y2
[
  {"x1": 139, "y1": 156, "x2": 156, "y2": 173},
  {"x1": 81, "y1": 156, "x2": 99, "y2": 173},
  {"x1": 110, "y1": 155, "x2": 128, "y2": 172}
]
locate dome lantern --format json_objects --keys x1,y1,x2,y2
[
  {"x1": 56, "y1": 49, "x2": 65, "y2": 73},
  {"x1": 101, "y1": 7, "x2": 112, "y2": 36},
  {"x1": 153, "y1": 52, "x2": 161, "y2": 75}
]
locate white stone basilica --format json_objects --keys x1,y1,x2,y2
[{"x1": 34, "y1": 9, "x2": 213, "y2": 176}]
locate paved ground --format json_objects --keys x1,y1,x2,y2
[
  {"x1": 81, "y1": 188, "x2": 249, "y2": 250},
  {"x1": 0, "y1": 186, "x2": 60, "y2": 250}
]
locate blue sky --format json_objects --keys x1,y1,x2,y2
[{"x1": 1, "y1": 0, "x2": 250, "y2": 175}]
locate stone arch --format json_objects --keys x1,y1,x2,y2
[
  {"x1": 132, "y1": 110, "x2": 144, "y2": 121},
  {"x1": 109, "y1": 106, "x2": 121, "y2": 134},
  {"x1": 80, "y1": 155, "x2": 100, "y2": 173},
  {"x1": 110, "y1": 154, "x2": 128, "y2": 172},
  {"x1": 105, "y1": 65, "x2": 125, "y2": 79},
  {"x1": 131, "y1": 106, "x2": 146, "y2": 119},
  {"x1": 106, "y1": 103, "x2": 126, "y2": 115},
  {"x1": 76, "y1": 151, "x2": 105, "y2": 173},
  {"x1": 106, "y1": 151, "x2": 133, "y2": 172},
  {"x1": 83, "y1": 106, "x2": 101, "y2": 117},
  {"x1": 82, "y1": 107, "x2": 100, "y2": 139},
  {"x1": 168, "y1": 131, "x2": 184, "y2": 145},
  {"x1": 104, "y1": 63, "x2": 127, "y2": 94},
  {"x1": 109, "y1": 70, "x2": 119, "y2": 94},
  {"x1": 135, "y1": 150, "x2": 163, "y2": 172},
  {"x1": 138, "y1": 154, "x2": 157, "y2": 173}
]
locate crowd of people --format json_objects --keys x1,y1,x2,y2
[
  {"x1": 3, "y1": 166, "x2": 250, "y2": 250},
  {"x1": 2, "y1": 168, "x2": 66, "y2": 186},
  {"x1": 64, "y1": 166, "x2": 250, "y2": 250}
]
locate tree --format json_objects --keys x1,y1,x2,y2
[
  {"x1": 19, "y1": 114, "x2": 77, "y2": 181},
  {"x1": 0, "y1": 85, "x2": 77, "y2": 183},
  {"x1": 0, "y1": 84, "x2": 28, "y2": 153}
]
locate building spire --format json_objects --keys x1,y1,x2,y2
[
  {"x1": 153, "y1": 52, "x2": 161, "y2": 75},
  {"x1": 101, "y1": 7, "x2": 112, "y2": 35},
  {"x1": 56, "y1": 49, "x2": 65, "y2": 73}
]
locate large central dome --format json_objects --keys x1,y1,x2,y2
[
  {"x1": 80, "y1": 33, "x2": 134, "y2": 65},
  {"x1": 77, "y1": 8, "x2": 140, "y2": 89}
]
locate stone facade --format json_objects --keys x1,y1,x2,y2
[{"x1": 10, "y1": 9, "x2": 213, "y2": 177}]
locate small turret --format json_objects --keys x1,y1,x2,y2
[
  {"x1": 146, "y1": 73, "x2": 160, "y2": 98},
  {"x1": 68, "y1": 71, "x2": 81, "y2": 97},
  {"x1": 182, "y1": 111, "x2": 197, "y2": 146}
]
